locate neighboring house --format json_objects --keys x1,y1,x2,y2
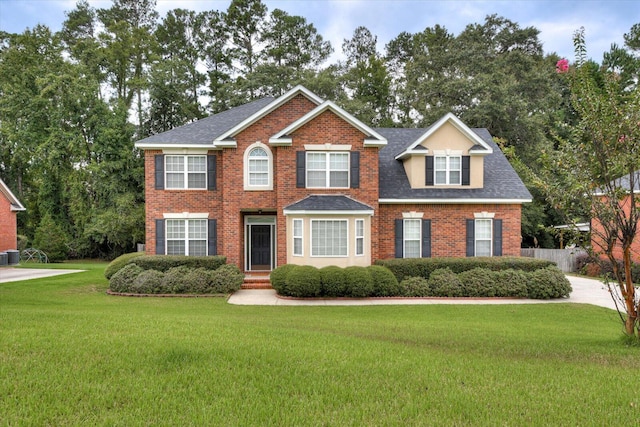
[
  {"x1": 591, "y1": 170, "x2": 640, "y2": 262},
  {"x1": 135, "y1": 86, "x2": 531, "y2": 272},
  {"x1": 0, "y1": 177, "x2": 25, "y2": 252}
]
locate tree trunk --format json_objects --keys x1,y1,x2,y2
[{"x1": 623, "y1": 246, "x2": 637, "y2": 337}]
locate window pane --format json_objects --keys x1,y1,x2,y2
[
  {"x1": 476, "y1": 220, "x2": 492, "y2": 239},
  {"x1": 189, "y1": 240, "x2": 207, "y2": 256},
  {"x1": 449, "y1": 156, "x2": 461, "y2": 170},
  {"x1": 250, "y1": 147, "x2": 267, "y2": 158},
  {"x1": 476, "y1": 241, "x2": 492, "y2": 257},
  {"x1": 435, "y1": 157, "x2": 446, "y2": 170},
  {"x1": 311, "y1": 220, "x2": 347, "y2": 256},
  {"x1": 293, "y1": 219, "x2": 302, "y2": 237},
  {"x1": 166, "y1": 173, "x2": 184, "y2": 189},
  {"x1": 435, "y1": 171, "x2": 447, "y2": 185},
  {"x1": 329, "y1": 171, "x2": 348, "y2": 187},
  {"x1": 188, "y1": 173, "x2": 206, "y2": 188},
  {"x1": 166, "y1": 220, "x2": 185, "y2": 239},
  {"x1": 449, "y1": 171, "x2": 461, "y2": 184},
  {"x1": 166, "y1": 156, "x2": 184, "y2": 172},
  {"x1": 167, "y1": 240, "x2": 185, "y2": 255},
  {"x1": 307, "y1": 153, "x2": 326, "y2": 169},
  {"x1": 249, "y1": 159, "x2": 268, "y2": 172},
  {"x1": 249, "y1": 173, "x2": 268, "y2": 186},
  {"x1": 404, "y1": 219, "x2": 421, "y2": 239},
  {"x1": 307, "y1": 171, "x2": 326, "y2": 187},
  {"x1": 356, "y1": 220, "x2": 364, "y2": 237},
  {"x1": 188, "y1": 156, "x2": 206, "y2": 172},
  {"x1": 404, "y1": 241, "x2": 420, "y2": 258},
  {"x1": 189, "y1": 220, "x2": 207, "y2": 239},
  {"x1": 330, "y1": 153, "x2": 348, "y2": 170}
]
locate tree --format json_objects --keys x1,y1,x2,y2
[{"x1": 544, "y1": 28, "x2": 640, "y2": 339}]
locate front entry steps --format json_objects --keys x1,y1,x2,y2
[{"x1": 242, "y1": 272, "x2": 272, "y2": 289}]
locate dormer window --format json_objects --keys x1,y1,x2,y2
[{"x1": 434, "y1": 155, "x2": 461, "y2": 185}]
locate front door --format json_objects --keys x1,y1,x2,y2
[{"x1": 245, "y1": 216, "x2": 276, "y2": 271}]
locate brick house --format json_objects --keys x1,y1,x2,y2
[
  {"x1": 0, "y1": 177, "x2": 25, "y2": 252},
  {"x1": 135, "y1": 86, "x2": 531, "y2": 272}
]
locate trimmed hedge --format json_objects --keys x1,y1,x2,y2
[
  {"x1": 375, "y1": 257, "x2": 556, "y2": 282},
  {"x1": 131, "y1": 255, "x2": 227, "y2": 272},
  {"x1": 108, "y1": 263, "x2": 243, "y2": 295},
  {"x1": 105, "y1": 252, "x2": 145, "y2": 279},
  {"x1": 269, "y1": 263, "x2": 571, "y2": 299}
]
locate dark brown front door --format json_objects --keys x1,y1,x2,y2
[{"x1": 250, "y1": 225, "x2": 271, "y2": 270}]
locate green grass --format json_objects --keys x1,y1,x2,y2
[{"x1": 1, "y1": 262, "x2": 638, "y2": 425}]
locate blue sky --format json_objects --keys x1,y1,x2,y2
[{"x1": 0, "y1": 0, "x2": 637, "y2": 63}]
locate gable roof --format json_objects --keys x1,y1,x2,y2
[
  {"x1": 283, "y1": 195, "x2": 374, "y2": 215},
  {"x1": 269, "y1": 101, "x2": 387, "y2": 147},
  {"x1": 377, "y1": 127, "x2": 532, "y2": 204},
  {"x1": 394, "y1": 113, "x2": 492, "y2": 160},
  {"x1": 0, "y1": 178, "x2": 25, "y2": 211}
]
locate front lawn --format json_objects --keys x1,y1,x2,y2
[{"x1": 1, "y1": 262, "x2": 637, "y2": 425}]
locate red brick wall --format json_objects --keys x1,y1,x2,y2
[
  {"x1": 377, "y1": 203, "x2": 523, "y2": 259},
  {"x1": 0, "y1": 195, "x2": 18, "y2": 252},
  {"x1": 591, "y1": 195, "x2": 640, "y2": 262}
]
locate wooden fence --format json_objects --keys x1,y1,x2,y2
[{"x1": 520, "y1": 248, "x2": 587, "y2": 272}]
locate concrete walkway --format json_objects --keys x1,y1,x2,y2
[
  {"x1": 0, "y1": 267, "x2": 83, "y2": 283},
  {"x1": 228, "y1": 275, "x2": 621, "y2": 310}
]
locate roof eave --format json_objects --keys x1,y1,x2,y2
[
  {"x1": 379, "y1": 198, "x2": 532, "y2": 204},
  {"x1": 283, "y1": 209, "x2": 374, "y2": 216},
  {"x1": 135, "y1": 142, "x2": 220, "y2": 150}
]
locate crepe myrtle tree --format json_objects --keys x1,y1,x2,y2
[{"x1": 545, "y1": 28, "x2": 640, "y2": 339}]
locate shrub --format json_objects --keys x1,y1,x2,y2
[
  {"x1": 285, "y1": 265, "x2": 321, "y2": 298},
  {"x1": 270, "y1": 264, "x2": 296, "y2": 295},
  {"x1": 458, "y1": 268, "x2": 497, "y2": 297},
  {"x1": 368, "y1": 265, "x2": 400, "y2": 297},
  {"x1": 320, "y1": 266, "x2": 347, "y2": 297},
  {"x1": 109, "y1": 264, "x2": 144, "y2": 293},
  {"x1": 526, "y1": 266, "x2": 572, "y2": 299},
  {"x1": 400, "y1": 276, "x2": 431, "y2": 297},
  {"x1": 132, "y1": 255, "x2": 227, "y2": 272},
  {"x1": 105, "y1": 252, "x2": 145, "y2": 279},
  {"x1": 429, "y1": 268, "x2": 464, "y2": 297},
  {"x1": 183, "y1": 268, "x2": 213, "y2": 294},
  {"x1": 33, "y1": 213, "x2": 68, "y2": 262},
  {"x1": 206, "y1": 264, "x2": 244, "y2": 294},
  {"x1": 492, "y1": 269, "x2": 528, "y2": 298},
  {"x1": 131, "y1": 269, "x2": 165, "y2": 294},
  {"x1": 343, "y1": 266, "x2": 374, "y2": 298},
  {"x1": 161, "y1": 266, "x2": 192, "y2": 294}
]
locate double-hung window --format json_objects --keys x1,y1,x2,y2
[
  {"x1": 166, "y1": 219, "x2": 207, "y2": 256},
  {"x1": 434, "y1": 155, "x2": 461, "y2": 185},
  {"x1": 306, "y1": 152, "x2": 349, "y2": 188},
  {"x1": 166, "y1": 155, "x2": 206, "y2": 189},
  {"x1": 474, "y1": 219, "x2": 492, "y2": 257},
  {"x1": 355, "y1": 219, "x2": 364, "y2": 256},
  {"x1": 293, "y1": 219, "x2": 303, "y2": 256},
  {"x1": 311, "y1": 219, "x2": 348, "y2": 257},
  {"x1": 403, "y1": 219, "x2": 421, "y2": 258},
  {"x1": 248, "y1": 147, "x2": 269, "y2": 186}
]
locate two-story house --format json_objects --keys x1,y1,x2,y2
[{"x1": 135, "y1": 86, "x2": 531, "y2": 272}]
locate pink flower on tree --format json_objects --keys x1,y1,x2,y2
[{"x1": 556, "y1": 58, "x2": 569, "y2": 73}]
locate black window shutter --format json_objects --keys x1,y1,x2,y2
[
  {"x1": 207, "y1": 155, "x2": 217, "y2": 191},
  {"x1": 462, "y1": 156, "x2": 470, "y2": 186},
  {"x1": 156, "y1": 219, "x2": 165, "y2": 255},
  {"x1": 421, "y1": 219, "x2": 431, "y2": 258},
  {"x1": 466, "y1": 219, "x2": 475, "y2": 257},
  {"x1": 208, "y1": 219, "x2": 217, "y2": 256},
  {"x1": 425, "y1": 156, "x2": 434, "y2": 186},
  {"x1": 493, "y1": 219, "x2": 503, "y2": 256},
  {"x1": 155, "y1": 155, "x2": 165, "y2": 190},
  {"x1": 296, "y1": 151, "x2": 305, "y2": 188},
  {"x1": 394, "y1": 219, "x2": 403, "y2": 258},
  {"x1": 350, "y1": 151, "x2": 360, "y2": 188}
]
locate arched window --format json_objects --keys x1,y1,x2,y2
[{"x1": 244, "y1": 142, "x2": 273, "y2": 190}]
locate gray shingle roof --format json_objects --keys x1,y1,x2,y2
[
  {"x1": 284, "y1": 195, "x2": 374, "y2": 212},
  {"x1": 136, "y1": 97, "x2": 275, "y2": 145},
  {"x1": 376, "y1": 127, "x2": 532, "y2": 201}
]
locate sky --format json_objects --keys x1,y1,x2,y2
[{"x1": 0, "y1": 0, "x2": 637, "y2": 64}]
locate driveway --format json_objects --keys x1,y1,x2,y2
[{"x1": 0, "y1": 267, "x2": 83, "y2": 283}]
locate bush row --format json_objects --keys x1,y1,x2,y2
[
  {"x1": 109, "y1": 264, "x2": 243, "y2": 295},
  {"x1": 105, "y1": 254, "x2": 227, "y2": 279},
  {"x1": 375, "y1": 256, "x2": 556, "y2": 282},
  {"x1": 271, "y1": 264, "x2": 572, "y2": 299}
]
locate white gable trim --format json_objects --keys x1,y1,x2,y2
[
  {"x1": 394, "y1": 113, "x2": 493, "y2": 160},
  {"x1": 212, "y1": 85, "x2": 324, "y2": 148},
  {"x1": 0, "y1": 178, "x2": 26, "y2": 211},
  {"x1": 269, "y1": 101, "x2": 387, "y2": 147}
]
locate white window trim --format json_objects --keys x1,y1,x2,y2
[
  {"x1": 165, "y1": 155, "x2": 207, "y2": 190},
  {"x1": 293, "y1": 218, "x2": 303, "y2": 257},
  {"x1": 243, "y1": 142, "x2": 273, "y2": 191},
  {"x1": 304, "y1": 143, "x2": 352, "y2": 151},
  {"x1": 306, "y1": 152, "x2": 350, "y2": 189},
  {"x1": 403, "y1": 218, "x2": 422, "y2": 258},
  {"x1": 163, "y1": 212, "x2": 209, "y2": 219},
  {"x1": 165, "y1": 218, "x2": 208, "y2": 256},
  {"x1": 310, "y1": 219, "x2": 349, "y2": 257},
  {"x1": 474, "y1": 218, "x2": 493, "y2": 257},
  {"x1": 355, "y1": 219, "x2": 364, "y2": 256},
  {"x1": 434, "y1": 154, "x2": 462, "y2": 185}
]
